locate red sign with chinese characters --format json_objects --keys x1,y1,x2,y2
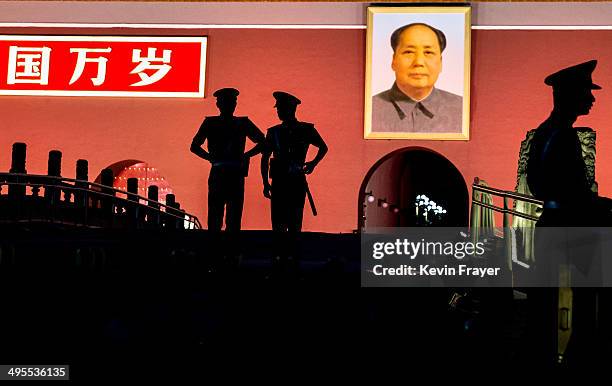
[{"x1": 0, "y1": 35, "x2": 207, "y2": 97}]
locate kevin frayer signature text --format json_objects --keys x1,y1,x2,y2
[{"x1": 371, "y1": 264, "x2": 500, "y2": 277}]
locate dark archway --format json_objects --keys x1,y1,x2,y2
[{"x1": 358, "y1": 147, "x2": 468, "y2": 230}]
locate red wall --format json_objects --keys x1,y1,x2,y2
[{"x1": 2, "y1": 29, "x2": 612, "y2": 232}]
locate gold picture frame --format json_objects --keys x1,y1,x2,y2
[{"x1": 364, "y1": 6, "x2": 471, "y2": 140}]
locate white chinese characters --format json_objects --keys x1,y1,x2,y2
[
  {"x1": 7, "y1": 46, "x2": 52, "y2": 85},
  {"x1": 6, "y1": 46, "x2": 173, "y2": 87},
  {"x1": 130, "y1": 48, "x2": 172, "y2": 87},
  {"x1": 69, "y1": 47, "x2": 112, "y2": 86}
]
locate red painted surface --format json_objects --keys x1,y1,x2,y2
[{"x1": 2, "y1": 29, "x2": 612, "y2": 232}]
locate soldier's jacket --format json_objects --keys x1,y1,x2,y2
[
  {"x1": 265, "y1": 120, "x2": 325, "y2": 178},
  {"x1": 527, "y1": 117, "x2": 594, "y2": 206},
  {"x1": 192, "y1": 116, "x2": 265, "y2": 175}
]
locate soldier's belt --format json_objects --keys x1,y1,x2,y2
[
  {"x1": 212, "y1": 161, "x2": 242, "y2": 167},
  {"x1": 270, "y1": 159, "x2": 303, "y2": 176}
]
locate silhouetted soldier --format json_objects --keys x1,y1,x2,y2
[
  {"x1": 528, "y1": 60, "x2": 600, "y2": 227},
  {"x1": 261, "y1": 92, "x2": 328, "y2": 260},
  {"x1": 526, "y1": 60, "x2": 611, "y2": 366},
  {"x1": 191, "y1": 88, "x2": 265, "y2": 233}
]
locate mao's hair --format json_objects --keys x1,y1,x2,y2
[{"x1": 390, "y1": 23, "x2": 447, "y2": 53}]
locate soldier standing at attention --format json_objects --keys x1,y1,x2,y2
[
  {"x1": 191, "y1": 87, "x2": 265, "y2": 233},
  {"x1": 261, "y1": 91, "x2": 328, "y2": 262},
  {"x1": 526, "y1": 60, "x2": 611, "y2": 366}
]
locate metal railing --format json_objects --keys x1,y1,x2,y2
[
  {"x1": 0, "y1": 172, "x2": 202, "y2": 230},
  {"x1": 471, "y1": 177, "x2": 543, "y2": 270}
]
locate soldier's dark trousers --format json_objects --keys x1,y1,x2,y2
[
  {"x1": 270, "y1": 174, "x2": 306, "y2": 233},
  {"x1": 528, "y1": 208, "x2": 602, "y2": 366},
  {"x1": 207, "y1": 167, "x2": 245, "y2": 233}
]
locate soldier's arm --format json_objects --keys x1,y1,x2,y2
[
  {"x1": 261, "y1": 131, "x2": 272, "y2": 198},
  {"x1": 244, "y1": 118, "x2": 266, "y2": 158},
  {"x1": 190, "y1": 119, "x2": 214, "y2": 162},
  {"x1": 304, "y1": 126, "x2": 328, "y2": 174}
]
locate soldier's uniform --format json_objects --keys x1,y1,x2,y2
[
  {"x1": 527, "y1": 62, "x2": 602, "y2": 272},
  {"x1": 192, "y1": 88, "x2": 265, "y2": 232},
  {"x1": 526, "y1": 60, "x2": 605, "y2": 366},
  {"x1": 264, "y1": 92, "x2": 326, "y2": 233},
  {"x1": 528, "y1": 119, "x2": 595, "y2": 227}
]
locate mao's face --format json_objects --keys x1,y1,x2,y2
[{"x1": 392, "y1": 25, "x2": 442, "y2": 96}]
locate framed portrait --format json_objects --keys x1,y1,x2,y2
[{"x1": 364, "y1": 6, "x2": 471, "y2": 140}]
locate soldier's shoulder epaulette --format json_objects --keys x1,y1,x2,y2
[
  {"x1": 298, "y1": 121, "x2": 315, "y2": 129},
  {"x1": 267, "y1": 124, "x2": 283, "y2": 132}
]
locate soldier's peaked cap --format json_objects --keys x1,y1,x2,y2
[
  {"x1": 544, "y1": 60, "x2": 602, "y2": 90},
  {"x1": 213, "y1": 87, "x2": 239, "y2": 98},
  {"x1": 273, "y1": 91, "x2": 301, "y2": 107}
]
